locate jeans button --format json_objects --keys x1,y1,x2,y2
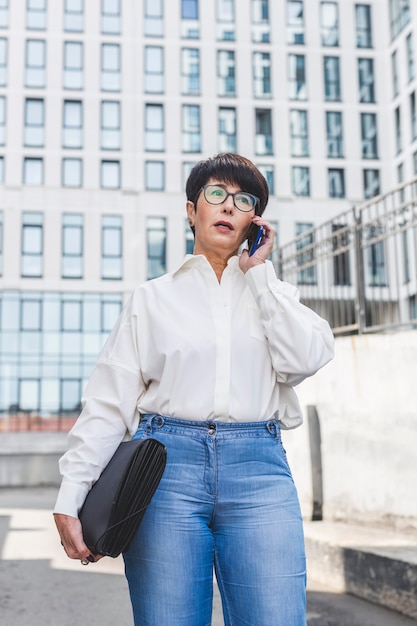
[{"x1": 208, "y1": 422, "x2": 216, "y2": 436}]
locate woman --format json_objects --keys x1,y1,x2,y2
[{"x1": 54, "y1": 153, "x2": 334, "y2": 626}]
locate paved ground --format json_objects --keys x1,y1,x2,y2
[{"x1": 1, "y1": 488, "x2": 415, "y2": 626}]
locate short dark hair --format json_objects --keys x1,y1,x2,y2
[{"x1": 186, "y1": 153, "x2": 269, "y2": 216}]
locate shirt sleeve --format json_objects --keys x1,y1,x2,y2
[
  {"x1": 244, "y1": 261, "x2": 335, "y2": 387},
  {"x1": 53, "y1": 293, "x2": 146, "y2": 518}
]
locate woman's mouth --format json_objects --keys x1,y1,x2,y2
[{"x1": 214, "y1": 221, "x2": 233, "y2": 231}]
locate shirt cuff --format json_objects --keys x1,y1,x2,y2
[
  {"x1": 53, "y1": 481, "x2": 90, "y2": 518},
  {"x1": 244, "y1": 262, "x2": 270, "y2": 296}
]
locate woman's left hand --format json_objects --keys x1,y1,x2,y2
[{"x1": 239, "y1": 216, "x2": 275, "y2": 274}]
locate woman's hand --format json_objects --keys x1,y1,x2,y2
[
  {"x1": 54, "y1": 513, "x2": 101, "y2": 563},
  {"x1": 239, "y1": 216, "x2": 275, "y2": 274}
]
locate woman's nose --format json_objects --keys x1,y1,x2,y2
[{"x1": 222, "y1": 195, "x2": 235, "y2": 212}]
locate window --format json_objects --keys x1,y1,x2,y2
[
  {"x1": 101, "y1": 0, "x2": 121, "y2": 35},
  {"x1": 0, "y1": 96, "x2": 5, "y2": 145},
  {"x1": 0, "y1": 156, "x2": 4, "y2": 182},
  {"x1": 406, "y1": 33, "x2": 415, "y2": 82},
  {"x1": 255, "y1": 109, "x2": 273, "y2": 155},
  {"x1": 288, "y1": 54, "x2": 306, "y2": 100},
  {"x1": 63, "y1": 100, "x2": 82, "y2": 148},
  {"x1": 63, "y1": 42, "x2": 83, "y2": 89},
  {"x1": 100, "y1": 160, "x2": 120, "y2": 189},
  {"x1": 320, "y1": 2, "x2": 339, "y2": 47},
  {"x1": 0, "y1": 38, "x2": 6, "y2": 86},
  {"x1": 355, "y1": 4, "x2": 372, "y2": 48},
  {"x1": 287, "y1": 0, "x2": 304, "y2": 45},
  {"x1": 182, "y1": 104, "x2": 201, "y2": 152},
  {"x1": 0, "y1": 0, "x2": 8, "y2": 28},
  {"x1": 328, "y1": 168, "x2": 345, "y2": 197},
  {"x1": 257, "y1": 163, "x2": 274, "y2": 194},
  {"x1": 24, "y1": 98, "x2": 44, "y2": 147},
  {"x1": 251, "y1": 0, "x2": 270, "y2": 43},
  {"x1": 21, "y1": 212, "x2": 43, "y2": 277},
  {"x1": 27, "y1": 0, "x2": 46, "y2": 30},
  {"x1": 361, "y1": 112, "x2": 378, "y2": 159},
  {"x1": 324, "y1": 56, "x2": 341, "y2": 101},
  {"x1": 366, "y1": 224, "x2": 386, "y2": 286},
  {"x1": 181, "y1": 0, "x2": 199, "y2": 39},
  {"x1": 62, "y1": 158, "x2": 82, "y2": 187},
  {"x1": 102, "y1": 215, "x2": 122, "y2": 279},
  {"x1": 64, "y1": 0, "x2": 83, "y2": 32},
  {"x1": 395, "y1": 105, "x2": 402, "y2": 154},
  {"x1": 217, "y1": 0, "x2": 235, "y2": 41},
  {"x1": 363, "y1": 168, "x2": 380, "y2": 198},
  {"x1": 326, "y1": 111, "x2": 344, "y2": 157},
  {"x1": 0, "y1": 211, "x2": 3, "y2": 275},
  {"x1": 389, "y1": 0, "x2": 410, "y2": 40},
  {"x1": 253, "y1": 52, "x2": 272, "y2": 98},
  {"x1": 25, "y1": 40, "x2": 45, "y2": 88},
  {"x1": 292, "y1": 166, "x2": 310, "y2": 196},
  {"x1": 101, "y1": 43, "x2": 121, "y2": 91},
  {"x1": 181, "y1": 48, "x2": 200, "y2": 95},
  {"x1": 144, "y1": 0, "x2": 163, "y2": 37},
  {"x1": 391, "y1": 50, "x2": 398, "y2": 98},
  {"x1": 410, "y1": 92, "x2": 417, "y2": 141},
  {"x1": 218, "y1": 107, "x2": 237, "y2": 152},
  {"x1": 332, "y1": 223, "x2": 351, "y2": 286},
  {"x1": 145, "y1": 161, "x2": 164, "y2": 190},
  {"x1": 23, "y1": 157, "x2": 43, "y2": 185},
  {"x1": 290, "y1": 109, "x2": 308, "y2": 157},
  {"x1": 217, "y1": 50, "x2": 235, "y2": 96},
  {"x1": 145, "y1": 46, "x2": 164, "y2": 94},
  {"x1": 147, "y1": 216, "x2": 166, "y2": 279},
  {"x1": 295, "y1": 222, "x2": 316, "y2": 284},
  {"x1": 182, "y1": 161, "x2": 196, "y2": 187},
  {"x1": 185, "y1": 218, "x2": 194, "y2": 254},
  {"x1": 62, "y1": 214, "x2": 83, "y2": 278},
  {"x1": 145, "y1": 103, "x2": 164, "y2": 151},
  {"x1": 101, "y1": 101, "x2": 120, "y2": 150},
  {"x1": 358, "y1": 58, "x2": 375, "y2": 103}
]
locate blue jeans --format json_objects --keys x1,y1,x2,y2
[{"x1": 123, "y1": 415, "x2": 307, "y2": 626}]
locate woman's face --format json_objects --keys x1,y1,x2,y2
[{"x1": 186, "y1": 178, "x2": 255, "y2": 259}]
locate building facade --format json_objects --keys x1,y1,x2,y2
[{"x1": 0, "y1": 0, "x2": 415, "y2": 418}]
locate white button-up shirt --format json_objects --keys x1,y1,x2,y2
[{"x1": 54, "y1": 255, "x2": 334, "y2": 517}]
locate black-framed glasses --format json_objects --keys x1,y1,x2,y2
[{"x1": 200, "y1": 184, "x2": 259, "y2": 212}]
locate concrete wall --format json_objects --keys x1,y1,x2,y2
[{"x1": 283, "y1": 330, "x2": 417, "y2": 532}]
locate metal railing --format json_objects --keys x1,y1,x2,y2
[{"x1": 278, "y1": 178, "x2": 417, "y2": 335}]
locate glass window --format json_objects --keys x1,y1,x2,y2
[
  {"x1": 102, "y1": 215, "x2": 122, "y2": 279},
  {"x1": 147, "y1": 216, "x2": 166, "y2": 279},
  {"x1": 217, "y1": 50, "x2": 235, "y2": 96},
  {"x1": 0, "y1": 95, "x2": 5, "y2": 145},
  {"x1": 253, "y1": 52, "x2": 272, "y2": 98},
  {"x1": 21, "y1": 212, "x2": 43, "y2": 277},
  {"x1": 23, "y1": 157, "x2": 43, "y2": 185},
  {"x1": 62, "y1": 157, "x2": 82, "y2": 187},
  {"x1": 358, "y1": 58, "x2": 375, "y2": 103},
  {"x1": 0, "y1": 38, "x2": 7, "y2": 86},
  {"x1": 182, "y1": 104, "x2": 201, "y2": 152},
  {"x1": 295, "y1": 222, "x2": 316, "y2": 284},
  {"x1": 218, "y1": 107, "x2": 236, "y2": 152},
  {"x1": 391, "y1": 50, "x2": 398, "y2": 98},
  {"x1": 363, "y1": 168, "x2": 380, "y2": 198},
  {"x1": 217, "y1": 0, "x2": 235, "y2": 42},
  {"x1": 395, "y1": 105, "x2": 402, "y2": 154},
  {"x1": 145, "y1": 160, "x2": 164, "y2": 190},
  {"x1": 406, "y1": 33, "x2": 415, "y2": 82},
  {"x1": 257, "y1": 163, "x2": 274, "y2": 194},
  {"x1": 328, "y1": 168, "x2": 345, "y2": 197},
  {"x1": 355, "y1": 4, "x2": 372, "y2": 48},
  {"x1": 181, "y1": 0, "x2": 199, "y2": 39},
  {"x1": 62, "y1": 213, "x2": 83, "y2": 278},
  {"x1": 27, "y1": 0, "x2": 46, "y2": 30},
  {"x1": 100, "y1": 160, "x2": 120, "y2": 189},
  {"x1": 251, "y1": 0, "x2": 270, "y2": 43},
  {"x1": 320, "y1": 2, "x2": 339, "y2": 47},
  {"x1": 145, "y1": 46, "x2": 164, "y2": 94},
  {"x1": 0, "y1": 0, "x2": 8, "y2": 29},
  {"x1": 25, "y1": 40, "x2": 45, "y2": 88},
  {"x1": 324, "y1": 56, "x2": 341, "y2": 101},
  {"x1": 288, "y1": 54, "x2": 306, "y2": 100},
  {"x1": 145, "y1": 103, "x2": 164, "y2": 151},
  {"x1": 389, "y1": 0, "x2": 410, "y2": 40},
  {"x1": 24, "y1": 99, "x2": 44, "y2": 147},
  {"x1": 287, "y1": 0, "x2": 304, "y2": 45},
  {"x1": 181, "y1": 48, "x2": 200, "y2": 95},
  {"x1": 255, "y1": 109, "x2": 273, "y2": 155},
  {"x1": 182, "y1": 161, "x2": 196, "y2": 187},
  {"x1": 290, "y1": 109, "x2": 308, "y2": 157},
  {"x1": 326, "y1": 111, "x2": 344, "y2": 157},
  {"x1": 410, "y1": 91, "x2": 417, "y2": 141},
  {"x1": 292, "y1": 166, "x2": 310, "y2": 196},
  {"x1": 361, "y1": 112, "x2": 378, "y2": 159},
  {"x1": 101, "y1": 0, "x2": 120, "y2": 35},
  {"x1": 63, "y1": 41, "x2": 83, "y2": 90},
  {"x1": 366, "y1": 223, "x2": 386, "y2": 286},
  {"x1": 101, "y1": 43, "x2": 121, "y2": 92},
  {"x1": 144, "y1": 0, "x2": 163, "y2": 37},
  {"x1": 101, "y1": 101, "x2": 120, "y2": 150},
  {"x1": 64, "y1": 0, "x2": 83, "y2": 32},
  {"x1": 63, "y1": 100, "x2": 82, "y2": 148}
]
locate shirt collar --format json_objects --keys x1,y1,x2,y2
[{"x1": 173, "y1": 254, "x2": 241, "y2": 277}]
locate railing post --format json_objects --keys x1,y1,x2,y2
[{"x1": 354, "y1": 206, "x2": 366, "y2": 334}]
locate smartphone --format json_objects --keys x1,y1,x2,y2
[{"x1": 248, "y1": 225, "x2": 264, "y2": 256}]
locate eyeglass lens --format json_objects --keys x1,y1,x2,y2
[{"x1": 203, "y1": 185, "x2": 256, "y2": 212}]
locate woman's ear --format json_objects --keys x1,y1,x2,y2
[{"x1": 186, "y1": 200, "x2": 195, "y2": 227}]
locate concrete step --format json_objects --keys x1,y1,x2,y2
[{"x1": 304, "y1": 520, "x2": 417, "y2": 620}]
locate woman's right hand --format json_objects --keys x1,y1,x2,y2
[{"x1": 54, "y1": 513, "x2": 101, "y2": 563}]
